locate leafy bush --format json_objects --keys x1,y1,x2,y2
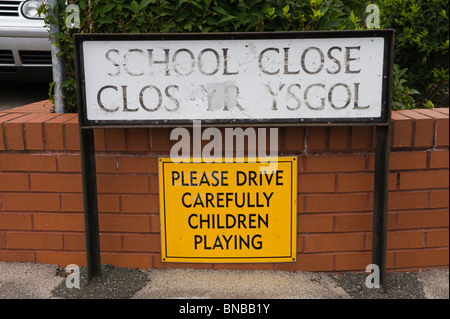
[
  {"x1": 391, "y1": 64, "x2": 420, "y2": 109},
  {"x1": 43, "y1": 0, "x2": 448, "y2": 112},
  {"x1": 378, "y1": 0, "x2": 449, "y2": 108}
]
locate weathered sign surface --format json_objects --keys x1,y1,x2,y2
[{"x1": 75, "y1": 31, "x2": 392, "y2": 126}]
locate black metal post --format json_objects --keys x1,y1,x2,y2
[
  {"x1": 372, "y1": 124, "x2": 391, "y2": 290},
  {"x1": 79, "y1": 127, "x2": 102, "y2": 282}
]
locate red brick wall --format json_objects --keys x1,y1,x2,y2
[{"x1": 0, "y1": 101, "x2": 448, "y2": 271}]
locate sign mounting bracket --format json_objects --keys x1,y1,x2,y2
[{"x1": 75, "y1": 30, "x2": 394, "y2": 288}]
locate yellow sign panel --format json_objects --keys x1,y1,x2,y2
[{"x1": 158, "y1": 157, "x2": 297, "y2": 263}]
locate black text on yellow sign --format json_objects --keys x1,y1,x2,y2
[{"x1": 158, "y1": 157, "x2": 297, "y2": 263}]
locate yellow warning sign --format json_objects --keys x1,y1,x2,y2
[{"x1": 158, "y1": 157, "x2": 297, "y2": 263}]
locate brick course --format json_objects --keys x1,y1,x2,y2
[{"x1": 0, "y1": 101, "x2": 448, "y2": 272}]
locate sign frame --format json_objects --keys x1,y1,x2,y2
[
  {"x1": 74, "y1": 30, "x2": 394, "y2": 289},
  {"x1": 74, "y1": 30, "x2": 394, "y2": 128}
]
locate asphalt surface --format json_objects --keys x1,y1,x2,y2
[{"x1": 0, "y1": 262, "x2": 448, "y2": 300}]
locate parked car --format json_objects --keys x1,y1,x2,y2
[{"x1": 0, "y1": 0, "x2": 52, "y2": 81}]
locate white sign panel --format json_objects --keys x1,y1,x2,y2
[{"x1": 76, "y1": 32, "x2": 392, "y2": 126}]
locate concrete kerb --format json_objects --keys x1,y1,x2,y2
[
  {"x1": 0, "y1": 261, "x2": 448, "y2": 299},
  {"x1": 133, "y1": 268, "x2": 350, "y2": 299},
  {"x1": 0, "y1": 262, "x2": 63, "y2": 299},
  {"x1": 418, "y1": 268, "x2": 450, "y2": 299}
]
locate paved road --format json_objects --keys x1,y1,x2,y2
[{"x1": 0, "y1": 80, "x2": 50, "y2": 112}]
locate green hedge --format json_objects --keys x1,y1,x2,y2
[
  {"x1": 378, "y1": 0, "x2": 449, "y2": 109},
  {"x1": 43, "y1": 0, "x2": 448, "y2": 113}
]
